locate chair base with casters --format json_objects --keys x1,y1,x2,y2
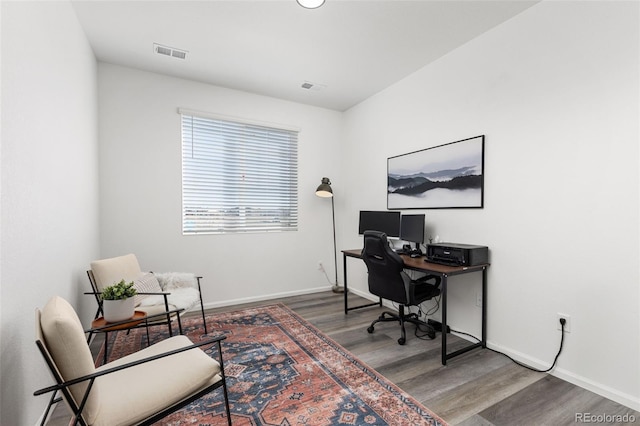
[
  {"x1": 367, "y1": 304, "x2": 435, "y2": 345},
  {"x1": 362, "y1": 230, "x2": 442, "y2": 346}
]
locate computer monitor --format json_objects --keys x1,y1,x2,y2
[
  {"x1": 400, "y1": 214, "x2": 425, "y2": 251},
  {"x1": 358, "y1": 210, "x2": 401, "y2": 237}
]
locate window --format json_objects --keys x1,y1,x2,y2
[{"x1": 180, "y1": 110, "x2": 298, "y2": 234}]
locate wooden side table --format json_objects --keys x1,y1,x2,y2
[{"x1": 90, "y1": 311, "x2": 149, "y2": 365}]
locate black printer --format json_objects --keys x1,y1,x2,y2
[{"x1": 426, "y1": 243, "x2": 489, "y2": 266}]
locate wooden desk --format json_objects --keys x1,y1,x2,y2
[{"x1": 342, "y1": 248, "x2": 489, "y2": 365}]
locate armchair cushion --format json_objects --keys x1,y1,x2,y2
[
  {"x1": 94, "y1": 335, "x2": 222, "y2": 426},
  {"x1": 40, "y1": 296, "x2": 101, "y2": 424},
  {"x1": 90, "y1": 253, "x2": 142, "y2": 291},
  {"x1": 37, "y1": 296, "x2": 226, "y2": 426},
  {"x1": 138, "y1": 287, "x2": 200, "y2": 312}
]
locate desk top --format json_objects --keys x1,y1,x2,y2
[{"x1": 342, "y1": 248, "x2": 489, "y2": 275}]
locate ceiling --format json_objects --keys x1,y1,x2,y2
[{"x1": 71, "y1": 0, "x2": 539, "y2": 112}]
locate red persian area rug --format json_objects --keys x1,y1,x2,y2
[{"x1": 97, "y1": 304, "x2": 447, "y2": 426}]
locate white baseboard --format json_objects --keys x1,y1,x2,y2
[
  {"x1": 488, "y1": 341, "x2": 640, "y2": 412},
  {"x1": 196, "y1": 288, "x2": 640, "y2": 413},
  {"x1": 551, "y1": 367, "x2": 640, "y2": 412},
  {"x1": 201, "y1": 285, "x2": 331, "y2": 310},
  {"x1": 347, "y1": 289, "x2": 640, "y2": 412}
]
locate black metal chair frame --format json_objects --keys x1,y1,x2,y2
[
  {"x1": 35, "y1": 323, "x2": 231, "y2": 426},
  {"x1": 86, "y1": 269, "x2": 208, "y2": 343}
]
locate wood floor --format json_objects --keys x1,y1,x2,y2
[
  {"x1": 48, "y1": 291, "x2": 639, "y2": 425},
  {"x1": 208, "y1": 291, "x2": 639, "y2": 426}
]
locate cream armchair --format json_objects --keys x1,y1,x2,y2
[
  {"x1": 87, "y1": 254, "x2": 208, "y2": 339},
  {"x1": 34, "y1": 296, "x2": 230, "y2": 426}
]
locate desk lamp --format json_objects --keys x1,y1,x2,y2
[{"x1": 316, "y1": 177, "x2": 343, "y2": 293}]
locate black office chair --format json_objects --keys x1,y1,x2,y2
[{"x1": 362, "y1": 230, "x2": 441, "y2": 345}]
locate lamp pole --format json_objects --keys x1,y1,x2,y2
[
  {"x1": 316, "y1": 177, "x2": 343, "y2": 293},
  {"x1": 330, "y1": 195, "x2": 339, "y2": 291}
]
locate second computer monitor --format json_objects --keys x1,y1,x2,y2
[
  {"x1": 358, "y1": 210, "x2": 401, "y2": 237},
  {"x1": 400, "y1": 214, "x2": 425, "y2": 247}
]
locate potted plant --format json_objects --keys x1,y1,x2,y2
[{"x1": 101, "y1": 279, "x2": 137, "y2": 323}]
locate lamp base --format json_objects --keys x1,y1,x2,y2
[{"x1": 332, "y1": 285, "x2": 345, "y2": 294}]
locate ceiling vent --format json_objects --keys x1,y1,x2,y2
[
  {"x1": 154, "y1": 43, "x2": 188, "y2": 60},
  {"x1": 301, "y1": 81, "x2": 327, "y2": 92}
]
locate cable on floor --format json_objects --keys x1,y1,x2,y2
[
  {"x1": 449, "y1": 322, "x2": 566, "y2": 373},
  {"x1": 413, "y1": 296, "x2": 440, "y2": 340}
]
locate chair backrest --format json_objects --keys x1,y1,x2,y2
[
  {"x1": 90, "y1": 253, "x2": 142, "y2": 292},
  {"x1": 362, "y1": 230, "x2": 408, "y2": 304},
  {"x1": 37, "y1": 296, "x2": 101, "y2": 424}
]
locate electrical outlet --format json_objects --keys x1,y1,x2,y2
[
  {"x1": 317, "y1": 261, "x2": 324, "y2": 271},
  {"x1": 557, "y1": 313, "x2": 571, "y2": 333},
  {"x1": 475, "y1": 292, "x2": 482, "y2": 307}
]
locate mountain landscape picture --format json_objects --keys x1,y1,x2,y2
[{"x1": 388, "y1": 135, "x2": 484, "y2": 209}]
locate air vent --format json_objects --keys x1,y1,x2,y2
[
  {"x1": 154, "y1": 43, "x2": 188, "y2": 60},
  {"x1": 301, "y1": 81, "x2": 327, "y2": 91},
  {"x1": 171, "y1": 50, "x2": 187, "y2": 59},
  {"x1": 156, "y1": 45, "x2": 172, "y2": 56}
]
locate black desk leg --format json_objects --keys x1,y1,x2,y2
[
  {"x1": 343, "y1": 253, "x2": 349, "y2": 314},
  {"x1": 482, "y1": 267, "x2": 487, "y2": 348},
  {"x1": 441, "y1": 274, "x2": 448, "y2": 365},
  {"x1": 441, "y1": 267, "x2": 487, "y2": 365},
  {"x1": 342, "y1": 252, "x2": 383, "y2": 314}
]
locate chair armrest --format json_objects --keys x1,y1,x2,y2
[
  {"x1": 34, "y1": 334, "x2": 226, "y2": 397},
  {"x1": 408, "y1": 275, "x2": 441, "y2": 301},
  {"x1": 413, "y1": 274, "x2": 441, "y2": 287},
  {"x1": 84, "y1": 291, "x2": 172, "y2": 296}
]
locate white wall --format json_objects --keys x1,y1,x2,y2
[
  {"x1": 1, "y1": 0, "x2": 637, "y2": 423},
  {"x1": 341, "y1": 0, "x2": 639, "y2": 410},
  {"x1": 97, "y1": 64, "x2": 343, "y2": 305},
  {"x1": 0, "y1": 1, "x2": 100, "y2": 424}
]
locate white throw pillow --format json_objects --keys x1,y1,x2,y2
[{"x1": 133, "y1": 272, "x2": 162, "y2": 307}]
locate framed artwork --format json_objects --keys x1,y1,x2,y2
[{"x1": 387, "y1": 135, "x2": 484, "y2": 209}]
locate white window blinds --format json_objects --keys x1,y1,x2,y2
[{"x1": 181, "y1": 111, "x2": 299, "y2": 234}]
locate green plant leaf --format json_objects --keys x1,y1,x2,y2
[{"x1": 101, "y1": 279, "x2": 137, "y2": 300}]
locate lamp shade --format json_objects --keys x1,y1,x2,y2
[
  {"x1": 297, "y1": 0, "x2": 325, "y2": 9},
  {"x1": 315, "y1": 177, "x2": 333, "y2": 197}
]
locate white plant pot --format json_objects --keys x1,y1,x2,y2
[{"x1": 103, "y1": 298, "x2": 136, "y2": 323}]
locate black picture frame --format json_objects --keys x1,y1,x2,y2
[{"x1": 387, "y1": 135, "x2": 485, "y2": 209}]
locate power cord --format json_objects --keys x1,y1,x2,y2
[
  {"x1": 450, "y1": 318, "x2": 566, "y2": 373},
  {"x1": 415, "y1": 297, "x2": 441, "y2": 340},
  {"x1": 415, "y1": 322, "x2": 436, "y2": 340},
  {"x1": 386, "y1": 299, "x2": 441, "y2": 341},
  {"x1": 421, "y1": 295, "x2": 440, "y2": 317},
  {"x1": 319, "y1": 264, "x2": 336, "y2": 286},
  {"x1": 376, "y1": 269, "x2": 566, "y2": 369}
]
